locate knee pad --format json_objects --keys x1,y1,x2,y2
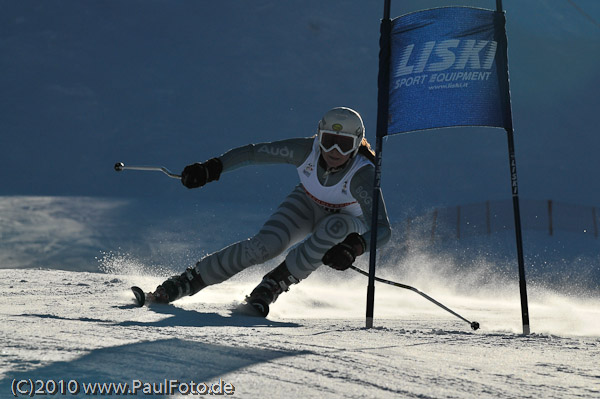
[{"x1": 316, "y1": 214, "x2": 361, "y2": 244}]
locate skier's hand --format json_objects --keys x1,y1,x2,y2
[
  {"x1": 181, "y1": 158, "x2": 223, "y2": 189},
  {"x1": 322, "y1": 233, "x2": 366, "y2": 271}
]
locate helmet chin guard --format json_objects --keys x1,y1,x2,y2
[{"x1": 318, "y1": 107, "x2": 365, "y2": 156}]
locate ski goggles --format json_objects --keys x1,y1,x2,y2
[{"x1": 319, "y1": 130, "x2": 358, "y2": 156}]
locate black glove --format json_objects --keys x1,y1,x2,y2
[
  {"x1": 181, "y1": 158, "x2": 223, "y2": 189},
  {"x1": 322, "y1": 233, "x2": 366, "y2": 271}
]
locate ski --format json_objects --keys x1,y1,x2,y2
[
  {"x1": 233, "y1": 297, "x2": 270, "y2": 317},
  {"x1": 131, "y1": 286, "x2": 146, "y2": 307},
  {"x1": 131, "y1": 286, "x2": 270, "y2": 318},
  {"x1": 130, "y1": 287, "x2": 167, "y2": 307}
]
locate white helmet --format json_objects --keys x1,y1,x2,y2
[{"x1": 318, "y1": 107, "x2": 365, "y2": 156}]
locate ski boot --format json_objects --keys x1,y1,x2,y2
[
  {"x1": 132, "y1": 265, "x2": 206, "y2": 307},
  {"x1": 243, "y1": 262, "x2": 299, "y2": 317}
]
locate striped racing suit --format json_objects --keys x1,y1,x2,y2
[{"x1": 194, "y1": 136, "x2": 391, "y2": 285}]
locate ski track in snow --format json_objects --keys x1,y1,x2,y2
[{"x1": 1, "y1": 269, "x2": 599, "y2": 398}]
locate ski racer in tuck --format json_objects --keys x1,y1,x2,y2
[{"x1": 144, "y1": 107, "x2": 392, "y2": 316}]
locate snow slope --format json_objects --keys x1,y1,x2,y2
[{"x1": 1, "y1": 268, "x2": 599, "y2": 398}]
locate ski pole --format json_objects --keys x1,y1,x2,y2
[
  {"x1": 114, "y1": 162, "x2": 181, "y2": 179},
  {"x1": 349, "y1": 265, "x2": 480, "y2": 331}
]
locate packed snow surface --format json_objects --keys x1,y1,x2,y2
[{"x1": 1, "y1": 267, "x2": 598, "y2": 398}]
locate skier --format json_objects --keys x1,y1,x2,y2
[{"x1": 140, "y1": 107, "x2": 392, "y2": 316}]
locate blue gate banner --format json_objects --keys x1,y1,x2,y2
[{"x1": 387, "y1": 7, "x2": 513, "y2": 135}]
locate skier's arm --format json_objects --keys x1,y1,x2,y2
[
  {"x1": 219, "y1": 137, "x2": 314, "y2": 173},
  {"x1": 350, "y1": 166, "x2": 392, "y2": 253},
  {"x1": 180, "y1": 137, "x2": 313, "y2": 189}
]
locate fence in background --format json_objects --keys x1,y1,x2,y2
[{"x1": 402, "y1": 199, "x2": 599, "y2": 243}]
